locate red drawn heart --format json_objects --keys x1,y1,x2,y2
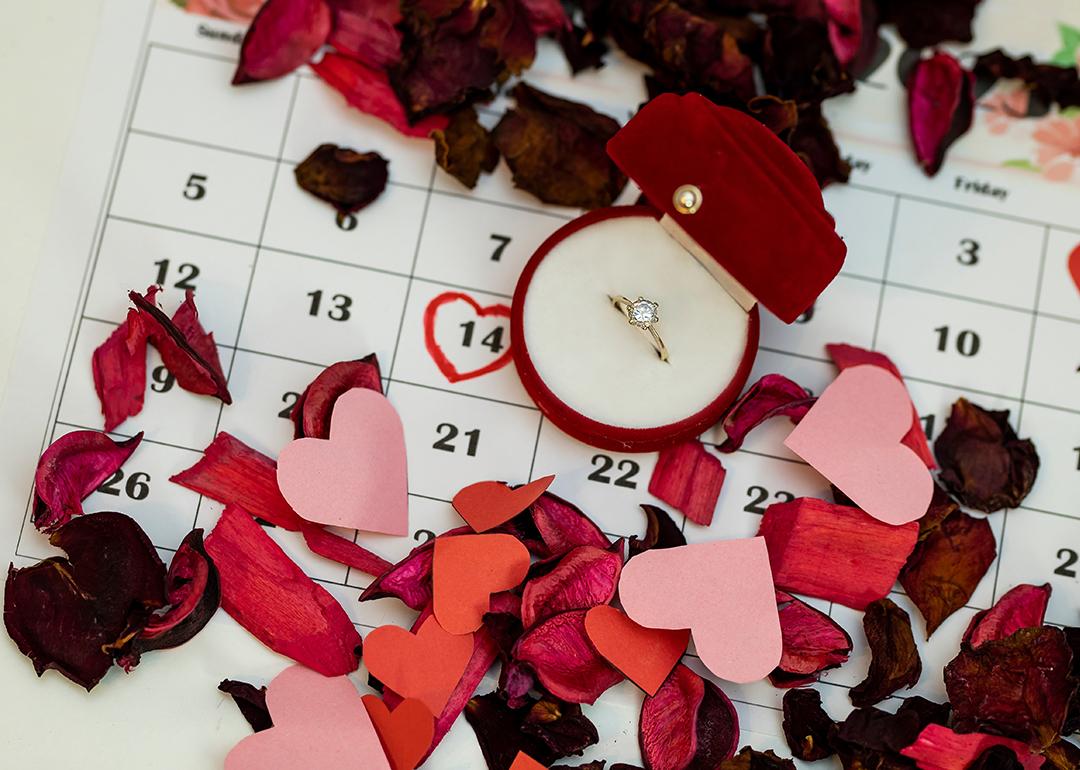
[
  {"x1": 584, "y1": 604, "x2": 689, "y2": 696},
  {"x1": 423, "y1": 291, "x2": 512, "y2": 383},
  {"x1": 452, "y1": 475, "x2": 555, "y2": 532},
  {"x1": 1069, "y1": 243, "x2": 1080, "y2": 297},
  {"x1": 433, "y1": 534, "x2": 531, "y2": 634},
  {"x1": 362, "y1": 696, "x2": 434, "y2": 770}
]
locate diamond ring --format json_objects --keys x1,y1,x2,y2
[{"x1": 610, "y1": 295, "x2": 669, "y2": 362}]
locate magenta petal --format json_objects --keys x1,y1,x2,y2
[
  {"x1": 520, "y1": 545, "x2": 622, "y2": 629},
  {"x1": 529, "y1": 492, "x2": 610, "y2": 558},
  {"x1": 514, "y1": 610, "x2": 624, "y2": 704},
  {"x1": 233, "y1": 0, "x2": 332, "y2": 84},
  {"x1": 648, "y1": 439, "x2": 726, "y2": 526},
  {"x1": 770, "y1": 590, "x2": 853, "y2": 687},
  {"x1": 823, "y1": 0, "x2": 862, "y2": 67},
  {"x1": 900, "y1": 724, "x2": 1043, "y2": 770},
  {"x1": 326, "y1": 0, "x2": 402, "y2": 69},
  {"x1": 33, "y1": 430, "x2": 143, "y2": 533},
  {"x1": 521, "y1": 0, "x2": 571, "y2": 37},
  {"x1": 640, "y1": 664, "x2": 739, "y2": 770},
  {"x1": 963, "y1": 583, "x2": 1052, "y2": 649},
  {"x1": 907, "y1": 51, "x2": 975, "y2": 176},
  {"x1": 717, "y1": 374, "x2": 816, "y2": 453},
  {"x1": 92, "y1": 308, "x2": 149, "y2": 431},
  {"x1": 359, "y1": 527, "x2": 472, "y2": 610},
  {"x1": 291, "y1": 355, "x2": 383, "y2": 439}
]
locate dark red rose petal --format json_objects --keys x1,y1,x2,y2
[
  {"x1": 945, "y1": 626, "x2": 1077, "y2": 749},
  {"x1": 934, "y1": 398, "x2": 1039, "y2": 513},
  {"x1": 492, "y1": 83, "x2": 627, "y2": 209},
  {"x1": 648, "y1": 439, "x2": 726, "y2": 527},
  {"x1": 718, "y1": 748, "x2": 796, "y2": 770},
  {"x1": 899, "y1": 724, "x2": 1041, "y2": 770},
  {"x1": 4, "y1": 512, "x2": 166, "y2": 690},
  {"x1": 327, "y1": 0, "x2": 402, "y2": 69},
  {"x1": 716, "y1": 374, "x2": 816, "y2": 453},
  {"x1": 771, "y1": 590, "x2": 853, "y2": 687},
  {"x1": 850, "y1": 598, "x2": 922, "y2": 707},
  {"x1": 465, "y1": 691, "x2": 599, "y2": 770},
  {"x1": 311, "y1": 52, "x2": 449, "y2": 137},
  {"x1": 899, "y1": 508, "x2": 996, "y2": 637},
  {"x1": 964, "y1": 583, "x2": 1052, "y2": 649},
  {"x1": 219, "y1": 679, "x2": 273, "y2": 733},
  {"x1": 528, "y1": 492, "x2": 610, "y2": 558},
  {"x1": 520, "y1": 544, "x2": 622, "y2": 629},
  {"x1": 787, "y1": 103, "x2": 852, "y2": 187},
  {"x1": 32, "y1": 429, "x2": 143, "y2": 533},
  {"x1": 514, "y1": 610, "x2": 624, "y2": 705},
  {"x1": 782, "y1": 688, "x2": 835, "y2": 761},
  {"x1": 878, "y1": 0, "x2": 984, "y2": 48},
  {"x1": 833, "y1": 696, "x2": 950, "y2": 764},
  {"x1": 232, "y1": 0, "x2": 332, "y2": 84},
  {"x1": 640, "y1": 664, "x2": 739, "y2": 770},
  {"x1": 521, "y1": 0, "x2": 570, "y2": 37},
  {"x1": 293, "y1": 144, "x2": 389, "y2": 217},
  {"x1": 291, "y1": 354, "x2": 383, "y2": 439},
  {"x1": 974, "y1": 50, "x2": 1080, "y2": 111},
  {"x1": 915, "y1": 482, "x2": 960, "y2": 539},
  {"x1": 204, "y1": 504, "x2": 362, "y2": 675},
  {"x1": 92, "y1": 308, "x2": 149, "y2": 431},
  {"x1": 763, "y1": 14, "x2": 853, "y2": 103},
  {"x1": 757, "y1": 497, "x2": 919, "y2": 609},
  {"x1": 433, "y1": 106, "x2": 500, "y2": 189},
  {"x1": 906, "y1": 51, "x2": 975, "y2": 177},
  {"x1": 826, "y1": 343, "x2": 933, "y2": 468},
  {"x1": 628, "y1": 504, "x2": 686, "y2": 559}
]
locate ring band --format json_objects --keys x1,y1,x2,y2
[{"x1": 610, "y1": 295, "x2": 669, "y2": 362}]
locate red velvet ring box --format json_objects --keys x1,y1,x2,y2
[{"x1": 510, "y1": 93, "x2": 847, "y2": 452}]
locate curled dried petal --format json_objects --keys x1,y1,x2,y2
[
  {"x1": 781, "y1": 688, "x2": 835, "y2": 761},
  {"x1": 514, "y1": 610, "x2": 623, "y2": 704},
  {"x1": 648, "y1": 440, "x2": 725, "y2": 527},
  {"x1": 465, "y1": 691, "x2": 599, "y2": 770},
  {"x1": 771, "y1": 591, "x2": 852, "y2": 687},
  {"x1": 906, "y1": 51, "x2": 975, "y2": 177},
  {"x1": 528, "y1": 492, "x2": 610, "y2": 558},
  {"x1": 92, "y1": 308, "x2": 149, "y2": 430},
  {"x1": 219, "y1": 678, "x2": 273, "y2": 732},
  {"x1": 294, "y1": 144, "x2": 389, "y2": 217},
  {"x1": 233, "y1": 0, "x2": 332, "y2": 84},
  {"x1": 327, "y1": 0, "x2": 402, "y2": 69},
  {"x1": 640, "y1": 664, "x2": 739, "y2": 770},
  {"x1": 718, "y1": 748, "x2": 796, "y2": 770},
  {"x1": 717, "y1": 374, "x2": 815, "y2": 453},
  {"x1": 850, "y1": 598, "x2": 922, "y2": 707},
  {"x1": 433, "y1": 106, "x2": 500, "y2": 189},
  {"x1": 628, "y1": 504, "x2": 685, "y2": 559},
  {"x1": 292, "y1": 355, "x2": 383, "y2": 439},
  {"x1": 521, "y1": 545, "x2": 621, "y2": 629},
  {"x1": 879, "y1": 0, "x2": 984, "y2": 48},
  {"x1": 964, "y1": 583, "x2": 1052, "y2": 649}
]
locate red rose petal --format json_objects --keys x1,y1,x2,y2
[
  {"x1": 298, "y1": 521, "x2": 392, "y2": 577},
  {"x1": 826, "y1": 343, "x2": 934, "y2": 469},
  {"x1": 520, "y1": 545, "x2": 622, "y2": 629},
  {"x1": 963, "y1": 583, "x2": 1052, "y2": 649},
  {"x1": 311, "y1": 52, "x2": 449, "y2": 138},
  {"x1": 204, "y1": 504, "x2": 361, "y2": 675},
  {"x1": 771, "y1": 590, "x2": 853, "y2": 687},
  {"x1": 716, "y1": 374, "x2": 816, "y2": 453},
  {"x1": 521, "y1": 0, "x2": 571, "y2": 37},
  {"x1": 327, "y1": 0, "x2": 402, "y2": 69},
  {"x1": 291, "y1": 354, "x2": 383, "y2": 439},
  {"x1": 232, "y1": 0, "x2": 332, "y2": 84},
  {"x1": 32, "y1": 429, "x2": 143, "y2": 533},
  {"x1": 640, "y1": 664, "x2": 739, "y2": 770},
  {"x1": 648, "y1": 439, "x2": 726, "y2": 526},
  {"x1": 906, "y1": 51, "x2": 975, "y2": 176},
  {"x1": 900, "y1": 724, "x2": 1043, "y2": 770},
  {"x1": 92, "y1": 308, "x2": 149, "y2": 431},
  {"x1": 528, "y1": 492, "x2": 610, "y2": 558},
  {"x1": 757, "y1": 497, "x2": 919, "y2": 609},
  {"x1": 513, "y1": 610, "x2": 624, "y2": 704}
]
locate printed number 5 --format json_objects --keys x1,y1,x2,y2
[{"x1": 183, "y1": 173, "x2": 207, "y2": 200}]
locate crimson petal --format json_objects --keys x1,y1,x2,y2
[
  {"x1": 716, "y1": 374, "x2": 815, "y2": 453},
  {"x1": 291, "y1": 355, "x2": 383, "y2": 440},
  {"x1": 520, "y1": 544, "x2": 622, "y2": 629},
  {"x1": 640, "y1": 664, "x2": 739, "y2": 770},
  {"x1": 92, "y1": 308, "x2": 149, "y2": 431},
  {"x1": 648, "y1": 440, "x2": 726, "y2": 527},
  {"x1": 232, "y1": 0, "x2": 332, "y2": 84},
  {"x1": 327, "y1": 0, "x2": 402, "y2": 69},
  {"x1": 771, "y1": 590, "x2": 852, "y2": 687},
  {"x1": 906, "y1": 51, "x2": 975, "y2": 177},
  {"x1": 528, "y1": 492, "x2": 610, "y2": 558},
  {"x1": 514, "y1": 610, "x2": 623, "y2": 704},
  {"x1": 964, "y1": 583, "x2": 1052, "y2": 649}
]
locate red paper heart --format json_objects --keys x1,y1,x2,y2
[
  {"x1": 433, "y1": 534, "x2": 531, "y2": 634},
  {"x1": 423, "y1": 292, "x2": 512, "y2": 383},
  {"x1": 452, "y1": 476, "x2": 555, "y2": 532},
  {"x1": 364, "y1": 616, "x2": 474, "y2": 717},
  {"x1": 1069, "y1": 243, "x2": 1080, "y2": 297},
  {"x1": 362, "y1": 696, "x2": 434, "y2": 770},
  {"x1": 510, "y1": 753, "x2": 547, "y2": 770},
  {"x1": 584, "y1": 604, "x2": 689, "y2": 696}
]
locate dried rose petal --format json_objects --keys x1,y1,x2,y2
[
  {"x1": 879, "y1": 0, "x2": 983, "y2": 48},
  {"x1": 899, "y1": 508, "x2": 996, "y2": 637},
  {"x1": 771, "y1": 590, "x2": 852, "y2": 687},
  {"x1": 219, "y1": 678, "x2": 273, "y2": 733},
  {"x1": 521, "y1": 0, "x2": 570, "y2": 37},
  {"x1": 492, "y1": 83, "x2": 626, "y2": 210},
  {"x1": 528, "y1": 492, "x2": 610, "y2": 558},
  {"x1": 465, "y1": 691, "x2": 599, "y2": 769},
  {"x1": 757, "y1": 498, "x2": 919, "y2": 609},
  {"x1": 899, "y1": 724, "x2": 1042, "y2": 770},
  {"x1": 945, "y1": 626, "x2": 1077, "y2": 748},
  {"x1": 555, "y1": 23, "x2": 608, "y2": 74},
  {"x1": 294, "y1": 144, "x2": 389, "y2": 217},
  {"x1": 514, "y1": 610, "x2": 623, "y2": 704},
  {"x1": 361, "y1": 537, "x2": 437, "y2": 610},
  {"x1": 4, "y1": 512, "x2": 166, "y2": 690},
  {"x1": 640, "y1": 664, "x2": 739, "y2": 770},
  {"x1": 906, "y1": 51, "x2": 975, "y2": 176},
  {"x1": 763, "y1": 14, "x2": 853, "y2": 103},
  {"x1": 130, "y1": 288, "x2": 231, "y2": 403},
  {"x1": 825, "y1": 343, "x2": 933, "y2": 468},
  {"x1": 850, "y1": 598, "x2": 921, "y2": 707},
  {"x1": 92, "y1": 308, "x2": 149, "y2": 431},
  {"x1": 968, "y1": 746, "x2": 1027, "y2": 770},
  {"x1": 204, "y1": 504, "x2": 362, "y2": 675},
  {"x1": 300, "y1": 522, "x2": 392, "y2": 577},
  {"x1": 433, "y1": 106, "x2": 500, "y2": 189},
  {"x1": 915, "y1": 482, "x2": 960, "y2": 540},
  {"x1": 964, "y1": 583, "x2": 1052, "y2": 649},
  {"x1": 782, "y1": 688, "x2": 835, "y2": 761},
  {"x1": 822, "y1": 0, "x2": 862, "y2": 68},
  {"x1": 716, "y1": 374, "x2": 815, "y2": 453},
  {"x1": 833, "y1": 696, "x2": 950, "y2": 765},
  {"x1": 32, "y1": 429, "x2": 143, "y2": 533},
  {"x1": 292, "y1": 355, "x2": 382, "y2": 439},
  {"x1": 934, "y1": 398, "x2": 1039, "y2": 513},
  {"x1": 974, "y1": 50, "x2": 1080, "y2": 111},
  {"x1": 788, "y1": 103, "x2": 851, "y2": 187},
  {"x1": 327, "y1": 0, "x2": 402, "y2": 69},
  {"x1": 628, "y1": 504, "x2": 685, "y2": 559},
  {"x1": 311, "y1": 52, "x2": 449, "y2": 137},
  {"x1": 118, "y1": 528, "x2": 220, "y2": 668},
  {"x1": 521, "y1": 545, "x2": 621, "y2": 629},
  {"x1": 718, "y1": 748, "x2": 796, "y2": 770},
  {"x1": 648, "y1": 439, "x2": 725, "y2": 527},
  {"x1": 232, "y1": 0, "x2": 332, "y2": 84}
]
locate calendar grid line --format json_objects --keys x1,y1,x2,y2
[{"x1": 869, "y1": 195, "x2": 900, "y2": 348}]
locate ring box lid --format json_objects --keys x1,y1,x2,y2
[{"x1": 606, "y1": 93, "x2": 847, "y2": 324}]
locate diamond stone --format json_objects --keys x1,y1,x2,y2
[{"x1": 629, "y1": 299, "x2": 659, "y2": 327}]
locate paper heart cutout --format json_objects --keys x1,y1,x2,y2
[
  {"x1": 1069, "y1": 243, "x2": 1080, "y2": 297},
  {"x1": 225, "y1": 665, "x2": 390, "y2": 770},
  {"x1": 784, "y1": 364, "x2": 933, "y2": 525},
  {"x1": 364, "y1": 616, "x2": 474, "y2": 716},
  {"x1": 618, "y1": 538, "x2": 782, "y2": 684},
  {"x1": 277, "y1": 388, "x2": 408, "y2": 535},
  {"x1": 452, "y1": 476, "x2": 555, "y2": 532},
  {"x1": 423, "y1": 292, "x2": 513, "y2": 383},
  {"x1": 510, "y1": 753, "x2": 547, "y2": 770},
  {"x1": 585, "y1": 604, "x2": 689, "y2": 696},
  {"x1": 362, "y1": 696, "x2": 434, "y2": 770},
  {"x1": 433, "y1": 534, "x2": 531, "y2": 634}
]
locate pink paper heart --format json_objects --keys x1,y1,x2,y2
[
  {"x1": 784, "y1": 364, "x2": 933, "y2": 525},
  {"x1": 618, "y1": 538, "x2": 782, "y2": 684},
  {"x1": 277, "y1": 388, "x2": 408, "y2": 535},
  {"x1": 225, "y1": 665, "x2": 391, "y2": 770}
]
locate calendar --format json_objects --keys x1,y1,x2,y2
[{"x1": 1, "y1": 0, "x2": 1078, "y2": 766}]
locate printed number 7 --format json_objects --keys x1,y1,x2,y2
[{"x1": 489, "y1": 234, "x2": 512, "y2": 262}]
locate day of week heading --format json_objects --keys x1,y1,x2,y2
[
  {"x1": 197, "y1": 23, "x2": 242, "y2": 44},
  {"x1": 954, "y1": 174, "x2": 1009, "y2": 202}
]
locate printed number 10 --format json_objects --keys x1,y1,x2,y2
[{"x1": 934, "y1": 325, "x2": 980, "y2": 357}]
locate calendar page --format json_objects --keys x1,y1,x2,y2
[{"x1": 1, "y1": 0, "x2": 1078, "y2": 766}]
